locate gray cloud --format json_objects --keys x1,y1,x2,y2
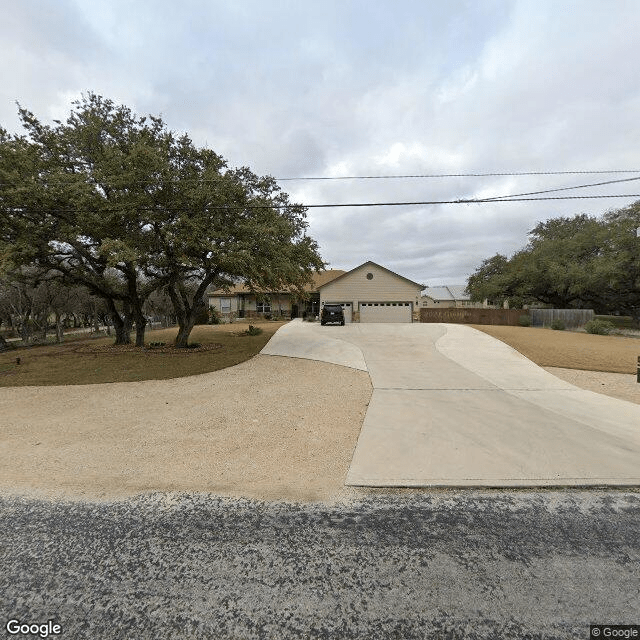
[{"x1": 2, "y1": 0, "x2": 639, "y2": 285}]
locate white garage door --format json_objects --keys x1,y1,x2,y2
[
  {"x1": 360, "y1": 302, "x2": 412, "y2": 323},
  {"x1": 325, "y1": 302, "x2": 352, "y2": 323}
]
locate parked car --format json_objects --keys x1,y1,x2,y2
[{"x1": 321, "y1": 304, "x2": 345, "y2": 326}]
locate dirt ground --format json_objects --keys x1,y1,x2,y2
[
  {"x1": 471, "y1": 325, "x2": 640, "y2": 374},
  {"x1": 0, "y1": 322, "x2": 287, "y2": 386},
  {"x1": 2, "y1": 325, "x2": 639, "y2": 504},
  {"x1": 543, "y1": 367, "x2": 640, "y2": 405},
  {"x1": 0, "y1": 355, "x2": 372, "y2": 502}
]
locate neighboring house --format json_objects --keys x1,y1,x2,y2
[
  {"x1": 207, "y1": 261, "x2": 426, "y2": 323},
  {"x1": 421, "y1": 285, "x2": 503, "y2": 309},
  {"x1": 207, "y1": 270, "x2": 346, "y2": 320},
  {"x1": 319, "y1": 261, "x2": 425, "y2": 323}
]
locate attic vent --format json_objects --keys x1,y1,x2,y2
[{"x1": 366, "y1": 272, "x2": 374, "y2": 280}]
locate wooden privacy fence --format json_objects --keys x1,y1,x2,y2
[
  {"x1": 529, "y1": 308, "x2": 594, "y2": 329},
  {"x1": 419, "y1": 308, "x2": 527, "y2": 325}
]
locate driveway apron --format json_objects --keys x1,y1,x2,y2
[{"x1": 262, "y1": 321, "x2": 640, "y2": 487}]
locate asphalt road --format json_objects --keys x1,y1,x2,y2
[{"x1": 1, "y1": 490, "x2": 639, "y2": 640}]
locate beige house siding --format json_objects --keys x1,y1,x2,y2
[
  {"x1": 209, "y1": 293, "x2": 292, "y2": 317},
  {"x1": 320, "y1": 263, "x2": 423, "y2": 321},
  {"x1": 209, "y1": 295, "x2": 240, "y2": 314}
]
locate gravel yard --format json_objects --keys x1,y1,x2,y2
[
  {"x1": 545, "y1": 367, "x2": 640, "y2": 405},
  {"x1": 0, "y1": 355, "x2": 371, "y2": 502},
  {"x1": 1, "y1": 326, "x2": 638, "y2": 504}
]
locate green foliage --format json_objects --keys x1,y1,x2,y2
[
  {"x1": 148, "y1": 341, "x2": 166, "y2": 347},
  {"x1": 208, "y1": 306, "x2": 222, "y2": 325},
  {"x1": 550, "y1": 319, "x2": 565, "y2": 330},
  {"x1": 584, "y1": 319, "x2": 615, "y2": 335},
  {"x1": 244, "y1": 325, "x2": 262, "y2": 336},
  {"x1": 1, "y1": 93, "x2": 325, "y2": 349},
  {"x1": 594, "y1": 315, "x2": 636, "y2": 329},
  {"x1": 518, "y1": 315, "x2": 531, "y2": 327},
  {"x1": 466, "y1": 203, "x2": 640, "y2": 325}
]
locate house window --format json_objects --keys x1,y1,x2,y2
[
  {"x1": 221, "y1": 298, "x2": 231, "y2": 312},
  {"x1": 256, "y1": 300, "x2": 271, "y2": 313}
]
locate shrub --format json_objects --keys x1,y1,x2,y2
[
  {"x1": 148, "y1": 341, "x2": 166, "y2": 347},
  {"x1": 594, "y1": 315, "x2": 636, "y2": 330},
  {"x1": 550, "y1": 319, "x2": 565, "y2": 330},
  {"x1": 518, "y1": 315, "x2": 531, "y2": 327},
  {"x1": 584, "y1": 319, "x2": 615, "y2": 335},
  {"x1": 208, "y1": 307, "x2": 222, "y2": 325},
  {"x1": 244, "y1": 325, "x2": 263, "y2": 336}
]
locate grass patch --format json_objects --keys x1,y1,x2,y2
[
  {"x1": 0, "y1": 321, "x2": 287, "y2": 387},
  {"x1": 471, "y1": 324, "x2": 640, "y2": 374}
]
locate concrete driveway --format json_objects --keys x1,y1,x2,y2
[{"x1": 262, "y1": 320, "x2": 640, "y2": 487}]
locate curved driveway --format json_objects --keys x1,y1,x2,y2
[{"x1": 262, "y1": 320, "x2": 640, "y2": 487}]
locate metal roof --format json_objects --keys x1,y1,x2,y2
[{"x1": 422, "y1": 285, "x2": 470, "y2": 301}]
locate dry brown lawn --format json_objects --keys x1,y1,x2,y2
[
  {"x1": 471, "y1": 325, "x2": 640, "y2": 374},
  {"x1": 0, "y1": 321, "x2": 287, "y2": 386}
]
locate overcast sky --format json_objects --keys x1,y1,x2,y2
[{"x1": 2, "y1": 0, "x2": 640, "y2": 285}]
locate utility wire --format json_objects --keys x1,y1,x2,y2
[
  {"x1": 476, "y1": 175, "x2": 640, "y2": 202},
  {"x1": 3, "y1": 169, "x2": 640, "y2": 188},
  {"x1": 301, "y1": 194, "x2": 640, "y2": 208},
  {"x1": 3, "y1": 176, "x2": 640, "y2": 202},
  {"x1": 6, "y1": 193, "x2": 640, "y2": 214},
  {"x1": 275, "y1": 170, "x2": 640, "y2": 181}
]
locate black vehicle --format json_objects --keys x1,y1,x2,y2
[{"x1": 321, "y1": 304, "x2": 345, "y2": 326}]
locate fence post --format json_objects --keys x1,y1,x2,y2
[{"x1": 637, "y1": 356, "x2": 640, "y2": 384}]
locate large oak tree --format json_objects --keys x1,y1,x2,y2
[
  {"x1": 1, "y1": 93, "x2": 324, "y2": 347},
  {"x1": 466, "y1": 203, "x2": 640, "y2": 324}
]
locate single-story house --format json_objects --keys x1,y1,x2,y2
[
  {"x1": 207, "y1": 261, "x2": 426, "y2": 322},
  {"x1": 207, "y1": 270, "x2": 346, "y2": 320},
  {"x1": 319, "y1": 261, "x2": 425, "y2": 323},
  {"x1": 421, "y1": 285, "x2": 504, "y2": 309}
]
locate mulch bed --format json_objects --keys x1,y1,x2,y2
[{"x1": 71, "y1": 343, "x2": 224, "y2": 355}]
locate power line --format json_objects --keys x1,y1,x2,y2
[
  {"x1": 3, "y1": 169, "x2": 640, "y2": 188},
  {"x1": 6, "y1": 193, "x2": 640, "y2": 214},
  {"x1": 479, "y1": 175, "x2": 640, "y2": 201},
  {"x1": 275, "y1": 170, "x2": 640, "y2": 181},
  {"x1": 300, "y1": 194, "x2": 640, "y2": 208}
]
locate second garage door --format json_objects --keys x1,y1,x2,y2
[{"x1": 360, "y1": 302, "x2": 412, "y2": 323}]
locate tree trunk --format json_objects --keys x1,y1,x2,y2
[
  {"x1": 107, "y1": 299, "x2": 133, "y2": 345},
  {"x1": 19, "y1": 320, "x2": 30, "y2": 344},
  {"x1": 134, "y1": 316, "x2": 146, "y2": 347},
  {"x1": 55, "y1": 313, "x2": 64, "y2": 343},
  {"x1": 168, "y1": 290, "x2": 206, "y2": 348},
  {"x1": 0, "y1": 334, "x2": 8, "y2": 351},
  {"x1": 113, "y1": 314, "x2": 133, "y2": 345},
  {"x1": 174, "y1": 319, "x2": 196, "y2": 348}
]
